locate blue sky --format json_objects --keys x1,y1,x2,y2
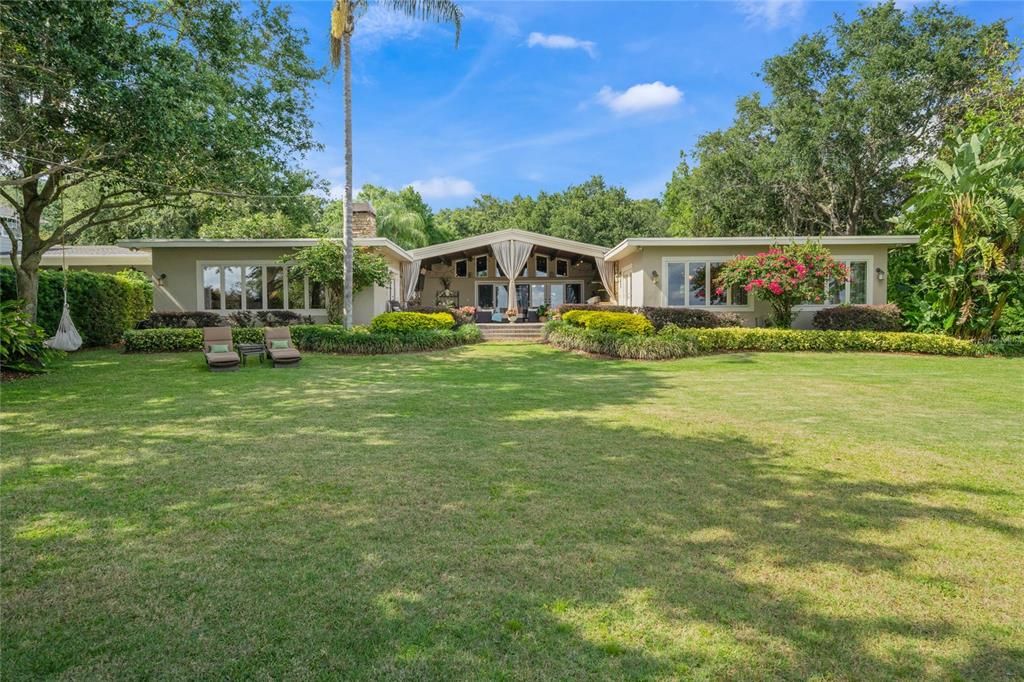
[{"x1": 284, "y1": 1, "x2": 1022, "y2": 209}]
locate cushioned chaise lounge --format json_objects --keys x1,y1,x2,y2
[
  {"x1": 264, "y1": 327, "x2": 302, "y2": 368},
  {"x1": 202, "y1": 327, "x2": 240, "y2": 372}
]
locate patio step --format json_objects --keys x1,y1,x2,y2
[{"x1": 477, "y1": 323, "x2": 545, "y2": 342}]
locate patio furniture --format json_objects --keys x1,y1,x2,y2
[
  {"x1": 475, "y1": 310, "x2": 491, "y2": 324},
  {"x1": 527, "y1": 310, "x2": 539, "y2": 322},
  {"x1": 236, "y1": 342, "x2": 266, "y2": 365},
  {"x1": 264, "y1": 327, "x2": 302, "y2": 368},
  {"x1": 202, "y1": 327, "x2": 240, "y2": 372}
]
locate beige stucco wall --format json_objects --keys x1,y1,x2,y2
[
  {"x1": 612, "y1": 244, "x2": 893, "y2": 329},
  {"x1": 418, "y1": 254, "x2": 599, "y2": 308},
  {"x1": 149, "y1": 246, "x2": 400, "y2": 325}
]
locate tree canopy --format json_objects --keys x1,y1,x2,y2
[{"x1": 661, "y1": 2, "x2": 1014, "y2": 237}]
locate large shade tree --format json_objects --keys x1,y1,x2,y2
[
  {"x1": 328, "y1": 0, "x2": 462, "y2": 327},
  {"x1": 0, "y1": 0, "x2": 322, "y2": 321}
]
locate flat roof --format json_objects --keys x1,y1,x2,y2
[
  {"x1": 39, "y1": 245, "x2": 152, "y2": 266},
  {"x1": 118, "y1": 237, "x2": 413, "y2": 263},
  {"x1": 603, "y1": 235, "x2": 921, "y2": 261}
]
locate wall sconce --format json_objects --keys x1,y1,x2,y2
[
  {"x1": 650, "y1": 270, "x2": 659, "y2": 284},
  {"x1": 157, "y1": 273, "x2": 167, "y2": 286},
  {"x1": 875, "y1": 267, "x2": 885, "y2": 281}
]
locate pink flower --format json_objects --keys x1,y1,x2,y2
[
  {"x1": 715, "y1": 287, "x2": 725, "y2": 296},
  {"x1": 768, "y1": 281, "x2": 784, "y2": 295}
]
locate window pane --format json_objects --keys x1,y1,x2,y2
[
  {"x1": 267, "y1": 266, "x2": 284, "y2": 309},
  {"x1": 531, "y1": 283, "x2": 545, "y2": 307},
  {"x1": 477, "y1": 284, "x2": 494, "y2": 308},
  {"x1": 455, "y1": 260, "x2": 468, "y2": 278},
  {"x1": 827, "y1": 277, "x2": 844, "y2": 305},
  {"x1": 224, "y1": 266, "x2": 242, "y2": 310},
  {"x1": 555, "y1": 259, "x2": 568, "y2": 277},
  {"x1": 288, "y1": 268, "x2": 306, "y2": 309},
  {"x1": 565, "y1": 283, "x2": 581, "y2": 304},
  {"x1": 536, "y1": 255, "x2": 548, "y2": 277},
  {"x1": 203, "y1": 266, "x2": 222, "y2": 309},
  {"x1": 475, "y1": 256, "x2": 488, "y2": 277},
  {"x1": 688, "y1": 262, "x2": 707, "y2": 306},
  {"x1": 666, "y1": 263, "x2": 686, "y2": 306},
  {"x1": 245, "y1": 266, "x2": 263, "y2": 309},
  {"x1": 731, "y1": 285, "x2": 748, "y2": 306},
  {"x1": 550, "y1": 284, "x2": 565, "y2": 308},
  {"x1": 309, "y1": 281, "x2": 325, "y2": 309},
  {"x1": 849, "y1": 261, "x2": 867, "y2": 304},
  {"x1": 496, "y1": 284, "x2": 509, "y2": 310},
  {"x1": 516, "y1": 284, "x2": 530, "y2": 310},
  {"x1": 708, "y1": 262, "x2": 727, "y2": 306}
]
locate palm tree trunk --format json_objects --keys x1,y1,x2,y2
[{"x1": 343, "y1": 34, "x2": 354, "y2": 329}]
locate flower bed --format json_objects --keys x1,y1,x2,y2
[{"x1": 544, "y1": 320, "x2": 998, "y2": 359}]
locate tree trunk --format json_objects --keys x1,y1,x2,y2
[
  {"x1": 11, "y1": 198, "x2": 46, "y2": 323},
  {"x1": 342, "y1": 34, "x2": 354, "y2": 329},
  {"x1": 14, "y1": 259, "x2": 41, "y2": 324}
]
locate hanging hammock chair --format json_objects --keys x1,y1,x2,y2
[{"x1": 44, "y1": 241, "x2": 83, "y2": 352}]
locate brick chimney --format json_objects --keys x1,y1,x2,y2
[{"x1": 351, "y1": 202, "x2": 377, "y2": 238}]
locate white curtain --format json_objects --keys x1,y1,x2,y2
[
  {"x1": 594, "y1": 257, "x2": 617, "y2": 304},
  {"x1": 491, "y1": 240, "x2": 532, "y2": 311},
  {"x1": 401, "y1": 259, "x2": 421, "y2": 304}
]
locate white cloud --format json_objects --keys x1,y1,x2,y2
[
  {"x1": 410, "y1": 176, "x2": 477, "y2": 199},
  {"x1": 736, "y1": 0, "x2": 806, "y2": 29},
  {"x1": 527, "y1": 32, "x2": 597, "y2": 58},
  {"x1": 597, "y1": 82, "x2": 683, "y2": 115}
]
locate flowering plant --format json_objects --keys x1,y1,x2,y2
[{"x1": 714, "y1": 243, "x2": 849, "y2": 327}]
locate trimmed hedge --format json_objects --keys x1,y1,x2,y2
[
  {"x1": 557, "y1": 304, "x2": 742, "y2": 330},
  {"x1": 404, "y1": 305, "x2": 475, "y2": 326},
  {"x1": 1, "y1": 266, "x2": 152, "y2": 346},
  {"x1": 813, "y1": 304, "x2": 902, "y2": 332},
  {"x1": 123, "y1": 323, "x2": 482, "y2": 354},
  {"x1": 137, "y1": 310, "x2": 226, "y2": 329},
  {"x1": 369, "y1": 311, "x2": 455, "y2": 333},
  {"x1": 563, "y1": 310, "x2": 654, "y2": 335},
  {"x1": 544, "y1": 320, "x2": 993, "y2": 359}
]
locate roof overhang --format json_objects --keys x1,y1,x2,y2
[
  {"x1": 117, "y1": 237, "x2": 413, "y2": 263},
  {"x1": 408, "y1": 229, "x2": 607, "y2": 261},
  {"x1": 603, "y1": 235, "x2": 921, "y2": 262},
  {"x1": 40, "y1": 248, "x2": 152, "y2": 267}
]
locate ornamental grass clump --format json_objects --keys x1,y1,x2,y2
[{"x1": 715, "y1": 243, "x2": 849, "y2": 328}]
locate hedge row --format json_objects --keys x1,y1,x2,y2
[
  {"x1": 369, "y1": 311, "x2": 455, "y2": 334},
  {"x1": 123, "y1": 323, "x2": 482, "y2": 354},
  {"x1": 544, "y1": 320, "x2": 993, "y2": 360},
  {"x1": 1, "y1": 267, "x2": 152, "y2": 346},
  {"x1": 812, "y1": 304, "x2": 902, "y2": 332},
  {"x1": 556, "y1": 304, "x2": 742, "y2": 329},
  {"x1": 562, "y1": 310, "x2": 655, "y2": 335}
]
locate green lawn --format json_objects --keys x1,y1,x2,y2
[{"x1": 2, "y1": 344, "x2": 1022, "y2": 679}]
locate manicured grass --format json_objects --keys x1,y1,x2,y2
[{"x1": 2, "y1": 345, "x2": 1022, "y2": 679}]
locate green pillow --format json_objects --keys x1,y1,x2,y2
[
  {"x1": 271, "y1": 339, "x2": 289, "y2": 349},
  {"x1": 210, "y1": 343, "x2": 229, "y2": 353}
]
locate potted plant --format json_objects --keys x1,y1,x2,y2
[
  {"x1": 506, "y1": 307, "x2": 518, "y2": 324},
  {"x1": 536, "y1": 303, "x2": 550, "y2": 322}
]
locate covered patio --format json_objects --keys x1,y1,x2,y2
[{"x1": 403, "y1": 229, "x2": 615, "y2": 322}]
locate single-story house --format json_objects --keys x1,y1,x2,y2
[{"x1": 115, "y1": 204, "x2": 918, "y2": 327}]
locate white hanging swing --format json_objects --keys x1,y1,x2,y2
[{"x1": 44, "y1": 241, "x2": 83, "y2": 352}]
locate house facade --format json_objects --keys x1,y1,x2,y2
[{"x1": 113, "y1": 206, "x2": 918, "y2": 327}]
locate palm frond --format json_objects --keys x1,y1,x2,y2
[{"x1": 381, "y1": 0, "x2": 463, "y2": 46}]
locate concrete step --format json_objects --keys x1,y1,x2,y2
[{"x1": 478, "y1": 323, "x2": 545, "y2": 342}]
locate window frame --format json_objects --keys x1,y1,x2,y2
[
  {"x1": 660, "y1": 257, "x2": 756, "y2": 311},
  {"x1": 454, "y1": 258, "x2": 468, "y2": 278},
  {"x1": 535, "y1": 254, "x2": 549, "y2": 278},
  {"x1": 196, "y1": 260, "x2": 328, "y2": 313},
  {"x1": 555, "y1": 257, "x2": 569, "y2": 278},
  {"x1": 474, "y1": 255, "x2": 489, "y2": 278},
  {"x1": 475, "y1": 280, "x2": 584, "y2": 309}
]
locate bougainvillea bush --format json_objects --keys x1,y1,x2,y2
[{"x1": 714, "y1": 243, "x2": 849, "y2": 327}]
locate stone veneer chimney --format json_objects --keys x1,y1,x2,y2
[{"x1": 351, "y1": 202, "x2": 377, "y2": 238}]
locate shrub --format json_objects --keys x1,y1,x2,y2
[
  {"x1": 123, "y1": 323, "x2": 482, "y2": 354},
  {"x1": 1, "y1": 267, "x2": 152, "y2": 346},
  {"x1": 563, "y1": 310, "x2": 654, "y2": 335},
  {"x1": 1, "y1": 300, "x2": 60, "y2": 372},
  {"x1": 556, "y1": 304, "x2": 634, "y2": 316},
  {"x1": 137, "y1": 310, "x2": 226, "y2": 329},
  {"x1": 640, "y1": 307, "x2": 743, "y2": 330},
  {"x1": 545, "y1": 320, "x2": 996, "y2": 359},
  {"x1": 369, "y1": 311, "x2": 455, "y2": 334},
  {"x1": 405, "y1": 305, "x2": 475, "y2": 327},
  {"x1": 227, "y1": 310, "x2": 311, "y2": 327},
  {"x1": 813, "y1": 304, "x2": 903, "y2": 332}
]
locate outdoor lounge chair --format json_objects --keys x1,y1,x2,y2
[
  {"x1": 202, "y1": 327, "x2": 240, "y2": 372},
  {"x1": 264, "y1": 327, "x2": 302, "y2": 368}
]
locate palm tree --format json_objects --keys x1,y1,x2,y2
[{"x1": 329, "y1": 0, "x2": 462, "y2": 327}]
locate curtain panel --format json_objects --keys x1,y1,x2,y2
[
  {"x1": 401, "y1": 259, "x2": 422, "y2": 304},
  {"x1": 490, "y1": 240, "x2": 532, "y2": 312},
  {"x1": 594, "y1": 258, "x2": 617, "y2": 304}
]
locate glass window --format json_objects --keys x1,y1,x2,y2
[
  {"x1": 496, "y1": 284, "x2": 509, "y2": 310},
  {"x1": 245, "y1": 266, "x2": 263, "y2": 309},
  {"x1": 666, "y1": 263, "x2": 686, "y2": 306},
  {"x1": 555, "y1": 259, "x2": 569, "y2": 277},
  {"x1": 224, "y1": 266, "x2": 242, "y2": 310},
  {"x1": 203, "y1": 266, "x2": 221, "y2": 310},
  {"x1": 475, "y1": 256, "x2": 488, "y2": 278},
  {"x1": 455, "y1": 259, "x2": 468, "y2": 278},
  {"x1": 288, "y1": 268, "x2": 306, "y2": 309},
  {"x1": 267, "y1": 266, "x2": 285, "y2": 310},
  {"x1": 516, "y1": 284, "x2": 530, "y2": 311},
  {"x1": 849, "y1": 261, "x2": 867, "y2": 304},
  {"x1": 550, "y1": 284, "x2": 564, "y2": 308},
  {"x1": 731, "y1": 285, "x2": 748, "y2": 306},
  {"x1": 477, "y1": 284, "x2": 494, "y2": 308},
  {"x1": 688, "y1": 262, "x2": 707, "y2": 306},
  {"x1": 535, "y1": 255, "x2": 548, "y2": 278},
  {"x1": 708, "y1": 262, "x2": 728, "y2": 306},
  {"x1": 565, "y1": 283, "x2": 581, "y2": 304},
  {"x1": 531, "y1": 283, "x2": 546, "y2": 307},
  {"x1": 309, "y1": 281, "x2": 325, "y2": 309}
]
